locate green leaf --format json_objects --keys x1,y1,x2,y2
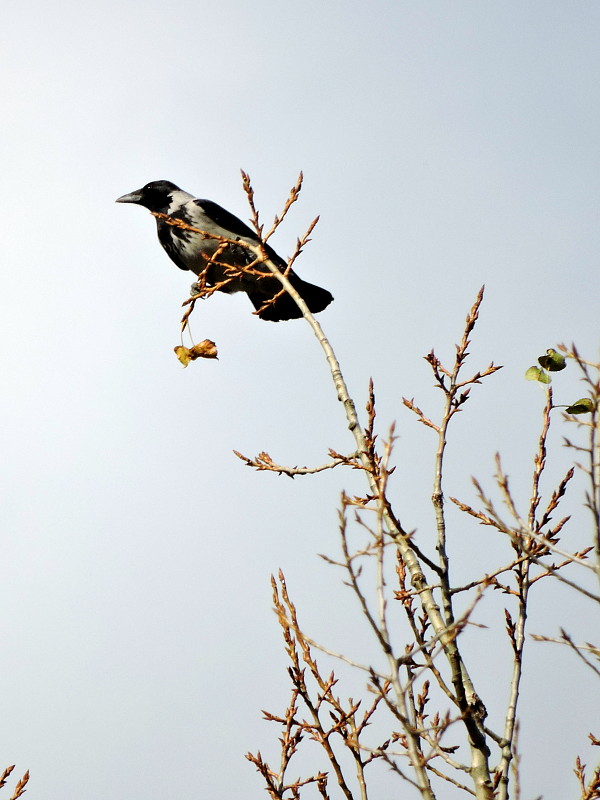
[
  {"x1": 525, "y1": 366, "x2": 551, "y2": 383},
  {"x1": 565, "y1": 398, "x2": 594, "y2": 415},
  {"x1": 538, "y1": 349, "x2": 566, "y2": 372}
]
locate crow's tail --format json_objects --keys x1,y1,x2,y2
[{"x1": 248, "y1": 276, "x2": 333, "y2": 322}]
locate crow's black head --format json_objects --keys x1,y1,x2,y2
[{"x1": 116, "y1": 180, "x2": 181, "y2": 212}]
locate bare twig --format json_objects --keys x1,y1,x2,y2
[{"x1": 233, "y1": 449, "x2": 360, "y2": 477}]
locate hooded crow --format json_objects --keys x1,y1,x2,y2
[{"x1": 116, "y1": 180, "x2": 333, "y2": 321}]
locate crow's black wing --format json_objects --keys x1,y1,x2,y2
[
  {"x1": 194, "y1": 199, "x2": 288, "y2": 269},
  {"x1": 193, "y1": 200, "x2": 258, "y2": 240}
]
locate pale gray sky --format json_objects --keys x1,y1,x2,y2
[{"x1": 1, "y1": 2, "x2": 599, "y2": 798}]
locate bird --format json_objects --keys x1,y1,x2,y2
[{"x1": 116, "y1": 180, "x2": 333, "y2": 322}]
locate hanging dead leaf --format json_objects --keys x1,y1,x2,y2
[{"x1": 174, "y1": 340, "x2": 218, "y2": 367}]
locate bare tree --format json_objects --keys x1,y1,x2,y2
[{"x1": 161, "y1": 174, "x2": 599, "y2": 800}]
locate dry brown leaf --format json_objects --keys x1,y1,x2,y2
[{"x1": 174, "y1": 340, "x2": 218, "y2": 367}]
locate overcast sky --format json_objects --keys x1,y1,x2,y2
[{"x1": 1, "y1": 2, "x2": 599, "y2": 798}]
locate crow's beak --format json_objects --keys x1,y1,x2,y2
[{"x1": 115, "y1": 189, "x2": 143, "y2": 204}]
